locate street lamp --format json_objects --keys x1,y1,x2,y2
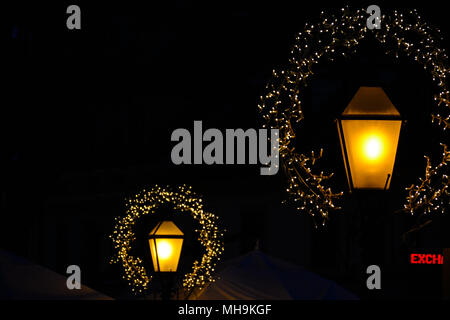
[
  {"x1": 148, "y1": 220, "x2": 184, "y2": 272},
  {"x1": 148, "y1": 220, "x2": 184, "y2": 300},
  {"x1": 337, "y1": 86, "x2": 402, "y2": 190}
]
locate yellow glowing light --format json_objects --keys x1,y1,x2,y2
[
  {"x1": 337, "y1": 87, "x2": 402, "y2": 190},
  {"x1": 339, "y1": 119, "x2": 402, "y2": 190},
  {"x1": 148, "y1": 221, "x2": 184, "y2": 272},
  {"x1": 363, "y1": 136, "x2": 383, "y2": 160},
  {"x1": 156, "y1": 240, "x2": 173, "y2": 259}
]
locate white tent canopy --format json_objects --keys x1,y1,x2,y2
[
  {"x1": 190, "y1": 250, "x2": 358, "y2": 300},
  {"x1": 0, "y1": 249, "x2": 112, "y2": 300}
]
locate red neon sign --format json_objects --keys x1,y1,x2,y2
[{"x1": 410, "y1": 253, "x2": 444, "y2": 265}]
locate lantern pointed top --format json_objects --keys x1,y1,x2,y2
[
  {"x1": 149, "y1": 221, "x2": 184, "y2": 236},
  {"x1": 343, "y1": 87, "x2": 400, "y2": 116}
]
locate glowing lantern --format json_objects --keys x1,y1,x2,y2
[
  {"x1": 148, "y1": 221, "x2": 184, "y2": 272},
  {"x1": 337, "y1": 87, "x2": 402, "y2": 190}
]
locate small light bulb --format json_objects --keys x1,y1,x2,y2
[
  {"x1": 364, "y1": 136, "x2": 383, "y2": 160},
  {"x1": 157, "y1": 240, "x2": 173, "y2": 259}
]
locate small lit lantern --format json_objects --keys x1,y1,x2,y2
[
  {"x1": 337, "y1": 87, "x2": 402, "y2": 190},
  {"x1": 148, "y1": 221, "x2": 184, "y2": 272}
]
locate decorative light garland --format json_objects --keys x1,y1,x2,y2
[
  {"x1": 404, "y1": 144, "x2": 449, "y2": 216},
  {"x1": 109, "y1": 185, "x2": 225, "y2": 295},
  {"x1": 258, "y1": 7, "x2": 449, "y2": 227}
]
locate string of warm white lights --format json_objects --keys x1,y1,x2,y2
[
  {"x1": 109, "y1": 185, "x2": 224, "y2": 295},
  {"x1": 258, "y1": 7, "x2": 449, "y2": 226},
  {"x1": 404, "y1": 144, "x2": 449, "y2": 216}
]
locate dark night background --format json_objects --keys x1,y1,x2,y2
[{"x1": 3, "y1": 1, "x2": 450, "y2": 299}]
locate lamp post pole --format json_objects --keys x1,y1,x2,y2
[
  {"x1": 148, "y1": 220, "x2": 184, "y2": 300},
  {"x1": 359, "y1": 192, "x2": 385, "y2": 264},
  {"x1": 337, "y1": 86, "x2": 403, "y2": 297},
  {"x1": 159, "y1": 273, "x2": 175, "y2": 300}
]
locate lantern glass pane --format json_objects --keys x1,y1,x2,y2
[
  {"x1": 340, "y1": 119, "x2": 402, "y2": 189},
  {"x1": 342, "y1": 87, "x2": 400, "y2": 116},
  {"x1": 149, "y1": 221, "x2": 184, "y2": 236},
  {"x1": 149, "y1": 238, "x2": 184, "y2": 272}
]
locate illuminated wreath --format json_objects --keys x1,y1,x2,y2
[
  {"x1": 258, "y1": 7, "x2": 449, "y2": 227},
  {"x1": 109, "y1": 185, "x2": 224, "y2": 295}
]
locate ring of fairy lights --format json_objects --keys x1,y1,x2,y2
[
  {"x1": 258, "y1": 7, "x2": 449, "y2": 227},
  {"x1": 109, "y1": 185, "x2": 224, "y2": 295}
]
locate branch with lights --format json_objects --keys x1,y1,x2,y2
[
  {"x1": 109, "y1": 185, "x2": 224, "y2": 295},
  {"x1": 404, "y1": 143, "x2": 449, "y2": 216},
  {"x1": 258, "y1": 7, "x2": 449, "y2": 226}
]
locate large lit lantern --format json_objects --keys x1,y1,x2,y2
[
  {"x1": 337, "y1": 87, "x2": 402, "y2": 190},
  {"x1": 148, "y1": 221, "x2": 184, "y2": 272}
]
